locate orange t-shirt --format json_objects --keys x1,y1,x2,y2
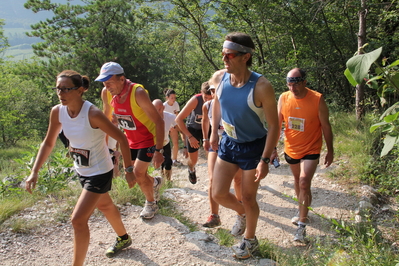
[{"x1": 281, "y1": 88, "x2": 322, "y2": 159}]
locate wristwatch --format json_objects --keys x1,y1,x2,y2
[
  {"x1": 125, "y1": 165, "x2": 134, "y2": 173},
  {"x1": 261, "y1": 157, "x2": 270, "y2": 164},
  {"x1": 155, "y1": 148, "x2": 164, "y2": 154}
]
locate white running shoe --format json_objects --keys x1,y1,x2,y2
[
  {"x1": 231, "y1": 214, "x2": 246, "y2": 236},
  {"x1": 291, "y1": 210, "x2": 300, "y2": 225},
  {"x1": 293, "y1": 225, "x2": 308, "y2": 243},
  {"x1": 140, "y1": 201, "x2": 159, "y2": 219}
]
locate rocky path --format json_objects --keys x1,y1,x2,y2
[{"x1": 0, "y1": 150, "x2": 358, "y2": 266}]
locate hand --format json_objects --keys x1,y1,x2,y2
[
  {"x1": 188, "y1": 136, "x2": 199, "y2": 149},
  {"x1": 254, "y1": 161, "x2": 269, "y2": 182},
  {"x1": 203, "y1": 140, "x2": 210, "y2": 152},
  {"x1": 125, "y1": 172, "x2": 136, "y2": 188},
  {"x1": 209, "y1": 133, "x2": 219, "y2": 152},
  {"x1": 270, "y1": 149, "x2": 279, "y2": 166},
  {"x1": 324, "y1": 150, "x2": 334, "y2": 167},
  {"x1": 152, "y1": 151, "x2": 164, "y2": 169},
  {"x1": 111, "y1": 113, "x2": 118, "y2": 125},
  {"x1": 25, "y1": 173, "x2": 39, "y2": 194}
]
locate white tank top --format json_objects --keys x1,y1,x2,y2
[{"x1": 59, "y1": 101, "x2": 113, "y2": 176}]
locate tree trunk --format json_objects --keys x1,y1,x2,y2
[{"x1": 356, "y1": 0, "x2": 367, "y2": 120}]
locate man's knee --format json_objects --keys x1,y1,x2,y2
[
  {"x1": 241, "y1": 193, "x2": 257, "y2": 205},
  {"x1": 298, "y1": 177, "x2": 312, "y2": 191}
]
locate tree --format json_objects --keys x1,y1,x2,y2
[
  {"x1": 0, "y1": 62, "x2": 50, "y2": 145},
  {"x1": 0, "y1": 19, "x2": 9, "y2": 62}
]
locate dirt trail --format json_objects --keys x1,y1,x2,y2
[{"x1": 0, "y1": 149, "x2": 357, "y2": 265}]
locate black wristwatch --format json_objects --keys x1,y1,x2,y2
[
  {"x1": 155, "y1": 148, "x2": 164, "y2": 154},
  {"x1": 125, "y1": 165, "x2": 134, "y2": 173},
  {"x1": 261, "y1": 157, "x2": 270, "y2": 164}
]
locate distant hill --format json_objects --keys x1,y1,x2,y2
[{"x1": 1, "y1": 0, "x2": 83, "y2": 61}]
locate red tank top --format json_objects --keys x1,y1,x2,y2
[{"x1": 110, "y1": 81, "x2": 156, "y2": 149}]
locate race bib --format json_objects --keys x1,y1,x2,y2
[
  {"x1": 288, "y1": 117, "x2": 305, "y2": 132},
  {"x1": 195, "y1": 114, "x2": 203, "y2": 124},
  {"x1": 115, "y1": 114, "x2": 136, "y2": 130},
  {"x1": 69, "y1": 147, "x2": 90, "y2": 167},
  {"x1": 222, "y1": 119, "x2": 237, "y2": 139}
]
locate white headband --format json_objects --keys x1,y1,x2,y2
[{"x1": 223, "y1": 40, "x2": 253, "y2": 54}]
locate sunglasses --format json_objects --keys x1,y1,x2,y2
[
  {"x1": 222, "y1": 52, "x2": 245, "y2": 60},
  {"x1": 52, "y1": 87, "x2": 79, "y2": 93}
]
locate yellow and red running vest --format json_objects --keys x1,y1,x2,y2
[{"x1": 107, "y1": 80, "x2": 156, "y2": 149}]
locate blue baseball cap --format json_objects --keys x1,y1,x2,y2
[{"x1": 95, "y1": 62, "x2": 124, "y2": 82}]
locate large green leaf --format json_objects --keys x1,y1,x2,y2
[
  {"x1": 346, "y1": 47, "x2": 383, "y2": 85},
  {"x1": 344, "y1": 68, "x2": 358, "y2": 86},
  {"x1": 381, "y1": 134, "x2": 397, "y2": 157}
]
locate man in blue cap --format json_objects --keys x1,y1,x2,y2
[{"x1": 96, "y1": 62, "x2": 165, "y2": 220}]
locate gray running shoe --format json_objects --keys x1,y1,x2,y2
[
  {"x1": 140, "y1": 201, "x2": 159, "y2": 219},
  {"x1": 173, "y1": 160, "x2": 183, "y2": 166},
  {"x1": 294, "y1": 224, "x2": 308, "y2": 243},
  {"x1": 153, "y1": 176, "x2": 163, "y2": 202},
  {"x1": 232, "y1": 237, "x2": 259, "y2": 260},
  {"x1": 231, "y1": 214, "x2": 246, "y2": 236},
  {"x1": 105, "y1": 235, "x2": 132, "y2": 258}
]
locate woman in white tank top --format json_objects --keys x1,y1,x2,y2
[{"x1": 25, "y1": 70, "x2": 136, "y2": 265}]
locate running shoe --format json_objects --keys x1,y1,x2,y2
[
  {"x1": 188, "y1": 170, "x2": 197, "y2": 184},
  {"x1": 173, "y1": 160, "x2": 183, "y2": 166},
  {"x1": 140, "y1": 201, "x2": 159, "y2": 219},
  {"x1": 291, "y1": 210, "x2": 300, "y2": 225},
  {"x1": 153, "y1": 176, "x2": 163, "y2": 202},
  {"x1": 231, "y1": 214, "x2": 246, "y2": 236},
  {"x1": 294, "y1": 224, "x2": 308, "y2": 243},
  {"x1": 232, "y1": 237, "x2": 259, "y2": 260},
  {"x1": 202, "y1": 214, "x2": 221, "y2": 228},
  {"x1": 105, "y1": 235, "x2": 132, "y2": 258}
]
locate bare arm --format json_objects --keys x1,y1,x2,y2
[
  {"x1": 101, "y1": 88, "x2": 113, "y2": 120},
  {"x1": 319, "y1": 96, "x2": 334, "y2": 167},
  {"x1": 25, "y1": 106, "x2": 62, "y2": 193},
  {"x1": 254, "y1": 77, "x2": 280, "y2": 181},
  {"x1": 89, "y1": 106, "x2": 136, "y2": 188},
  {"x1": 201, "y1": 103, "x2": 210, "y2": 151},
  {"x1": 175, "y1": 96, "x2": 200, "y2": 149},
  {"x1": 209, "y1": 70, "x2": 225, "y2": 151},
  {"x1": 136, "y1": 87, "x2": 165, "y2": 168}
]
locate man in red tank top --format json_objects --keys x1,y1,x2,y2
[
  {"x1": 96, "y1": 62, "x2": 165, "y2": 220},
  {"x1": 277, "y1": 68, "x2": 334, "y2": 243}
]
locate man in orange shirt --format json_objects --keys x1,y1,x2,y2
[{"x1": 277, "y1": 68, "x2": 334, "y2": 243}]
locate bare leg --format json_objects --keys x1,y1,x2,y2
[
  {"x1": 187, "y1": 150, "x2": 198, "y2": 172},
  {"x1": 233, "y1": 168, "x2": 243, "y2": 202},
  {"x1": 290, "y1": 159, "x2": 318, "y2": 222},
  {"x1": 212, "y1": 158, "x2": 244, "y2": 215},
  {"x1": 170, "y1": 127, "x2": 179, "y2": 161},
  {"x1": 71, "y1": 190, "x2": 102, "y2": 266},
  {"x1": 207, "y1": 151, "x2": 219, "y2": 215},
  {"x1": 96, "y1": 193, "x2": 127, "y2": 236},
  {"x1": 240, "y1": 169, "x2": 260, "y2": 239},
  {"x1": 133, "y1": 160, "x2": 155, "y2": 202}
]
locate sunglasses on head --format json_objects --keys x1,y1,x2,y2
[
  {"x1": 222, "y1": 52, "x2": 245, "y2": 60},
  {"x1": 52, "y1": 87, "x2": 79, "y2": 93}
]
